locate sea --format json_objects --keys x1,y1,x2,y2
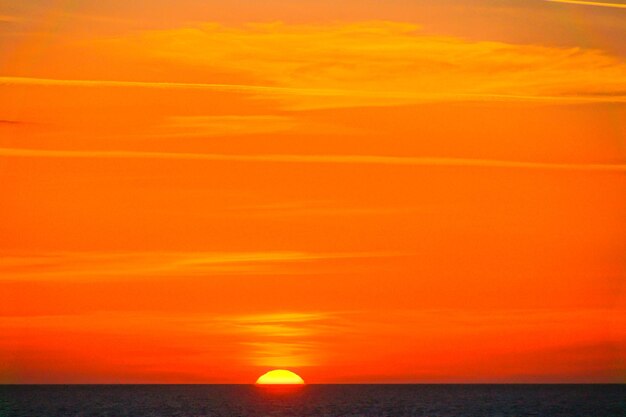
[{"x1": 0, "y1": 384, "x2": 624, "y2": 416}]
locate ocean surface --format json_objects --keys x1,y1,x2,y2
[{"x1": 0, "y1": 384, "x2": 623, "y2": 417}]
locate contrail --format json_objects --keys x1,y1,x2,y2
[{"x1": 546, "y1": 0, "x2": 626, "y2": 9}]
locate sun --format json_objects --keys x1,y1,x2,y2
[{"x1": 255, "y1": 369, "x2": 305, "y2": 385}]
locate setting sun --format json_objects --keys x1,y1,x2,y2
[{"x1": 256, "y1": 370, "x2": 305, "y2": 385}]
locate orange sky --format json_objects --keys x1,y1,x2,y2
[{"x1": 1, "y1": 0, "x2": 625, "y2": 383}]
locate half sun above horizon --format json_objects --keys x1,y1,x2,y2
[{"x1": 255, "y1": 370, "x2": 305, "y2": 385}]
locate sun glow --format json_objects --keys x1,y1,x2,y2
[{"x1": 255, "y1": 369, "x2": 305, "y2": 385}]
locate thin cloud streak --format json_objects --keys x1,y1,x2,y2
[
  {"x1": 0, "y1": 251, "x2": 391, "y2": 281},
  {"x1": 221, "y1": 312, "x2": 340, "y2": 367},
  {"x1": 1, "y1": 147, "x2": 624, "y2": 172},
  {"x1": 0, "y1": 76, "x2": 344, "y2": 96},
  {"x1": 157, "y1": 115, "x2": 299, "y2": 137},
  {"x1": 546, "y1": 0, "x2": 626, "y2": 9},
  {"x1": 1, "y1": 76, "x2": 625, "y2": 104},
  {"x1": 0, "y1": 15, "x2": 21, "y2": 23}
]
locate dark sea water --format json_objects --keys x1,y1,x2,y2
[{"x1": 0, "y1": 384, "x2": 623, "y2": 417}]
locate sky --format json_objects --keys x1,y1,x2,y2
[{"x1": 1, "y1": 0, "x2": 625, "y2": 384}]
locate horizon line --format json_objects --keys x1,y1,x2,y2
[{"x1": 2, "y1": 382, "x2": 623, "y2": 385}]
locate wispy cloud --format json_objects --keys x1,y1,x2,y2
[
  {"x1": 157, "y1": 115, "x2": 298, "y2": 136},
  {"x1": 546, "y1": 0, "x2": 626, "y2": 9},
  {"x1": 0, "y1": 76, "x2": 329, "y2": 94},
  {"x1": 242, "y1": 341, "x2": 317, "y2": 367},
  {"x1": 1, "y1": 147, "x2": 624, "y2": 172},
  {"x1": 84, "y1": 21, "x2": 626, "y2": 107},
  {"x1": 0, "y1": 15, "x2": 21, "y2": 23},
  {"x1": 151, "y1": 115, "x2": 352, "y2": 137},
  {"x1": 220, "y1": 312, "x2": 341, "y2": 367},
  {"x1": 0, "y1": 251, "x2": 360, "y2": 281},
  {"x1": 227, "y1": 312, "x2": 335, "y2": 337},
  {"x1": 2, "y1": 75, "x2": 625, "y2": 108},
  {"x1": 3, "y1": 308, "x2": 622, "y2": 381},
  {"x1": 0, "y1": 309, "x2": 344, "y2": 372}
]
